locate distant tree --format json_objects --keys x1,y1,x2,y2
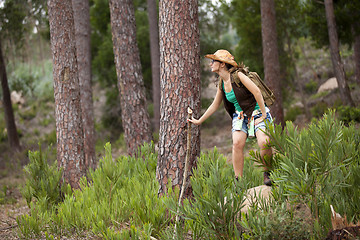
[
  {"x1": 324, "y1": 0, "x2": 354, "y2": 106},
  {"x1": 109, "y1": 0, "x2": 152, "y2": 155},
  {"x1": 354, "y1": 29, "x2": 360, "y2": 84},
  {"x1": 90, "y1": 0, "x2": 153, "y2": 139},
  {"x1": 156, "y1": 0, "x2": 201, "y2": 195},
  {"x1": 72, "y1": 0, "x2": 96, "y2": 169},
  {"x1": 228, "y1": 0, "x2": 263, "y2": 73},
  {"x1": 0, "y1": 0, "x2": 26, "y2": 151},
  {"x1": 304, "y1": 0, "x2": 360, "y2": 85},
  {"x1": 146, "y1": 0, "x2": 160, "y2": 131},
  {"x1": 48, "y1": 0, "x2": 86, "y2": 189},
  {"x1": 228, "y1": 0, "x2": 305, "y2": 108},
  {"x1": 260, "y1": 0, "x2": 284, "y2": 126},
  {"x1": 0, "y1": 39, "x2": 20, "y2": 151}
]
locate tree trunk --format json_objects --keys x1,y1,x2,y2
[
  {"x1": 0, "y1": 39, "x2": 20, "y2": 151},
  {"x1": 260, "y1": 0, "x2": 284, "y2": 127},
  {"x1": 147, "y1": 0, "x2": 161, "y2": 132},
  {"x1": 109, "y1": 0, "x2": 152, "y2": 156},
  {"x1": 157, "y1": 0, "x2": 201, "y2": 196},
  {"x1": 72, "y1": 0, "x2": 96, "y2": 170},
  {"x1": 353, "y1": 26, "x2": 360, "y2": 84},
  {"x1": 48, "y1": 0, "x2": 86, "y2": 189},
  {"x1": 324, "y1": 0, "x2": 355, "y2": 106}
]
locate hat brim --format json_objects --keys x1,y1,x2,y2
[
  {"x1": 204, "y1": 54, "x2": 238, "y2": 67},
  {"x1": 205, "y1": 54, "x2": 218, "y2": 60}
]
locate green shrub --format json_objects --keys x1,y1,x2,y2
[
  {"x1": 167, "y1": 148, "x2": 246, "y2": 240},
  {"x1": 261, "y1": 110, "x2": 359, "y2": 238},
  {"x1": 8, "y1": 63, "x2": 36, "y2": 97},
  {"x1": 337, "y1": 105, "x2": 360, "y2": 124},
  {"x1": 18, "y1": 142, "x2": 173, "y2": 239},
  {"x1": 0, "y1": 185, "x2": 17, "y2": 204},
  {"x1": 304, "y1": 80, "x2": 318, "y2": 94},
  {"x1": 0, "y1": 118, "x2": 7, "y2": 143},
  {"x1": 310, "y1": 101, "x2": 328, "y2": 118},
  {"x1": 17, "y1": 116, "x2": 360, "y2": 239},
  {"x1": 43, "y1": 130, "x2": 57, "y2": 145},
  {"x1": 285, "y1": 106, "x2": 303, "y2": 122},
  {"x1": 241, "y1": 202, "x2": 312, "y2": 239},
  {"x1": 21, "y1": 145, "x2": 70, "y2": 209}
]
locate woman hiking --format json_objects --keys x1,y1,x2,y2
[{"x1": 188, "y1": 49, "x2": 273, "y2": 186}]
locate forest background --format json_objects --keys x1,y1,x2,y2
[{"x1": 0, "y1": 0, "x2": 359, "y2": 239}]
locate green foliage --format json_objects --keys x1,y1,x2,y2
[
  {"x1": 18, "y1": 142, "x2": 172, "y2": 239},
  {"x1": 227, "y1": 0, "x2": 263, "y2": 73},
  {"x1": 21, "y1": 145, "x2": 70, "y2": 209},
  {"x1": 228, "y1": 0, "x2": 305, "y2": 76},
  {"x1": 0, "y1": 0, "x2": 28, "y2": 45},
  {"x1": 0, "y1": 112, "x2": 7, "y2": 143},
  {"x1": 0, "y1": 185, "x2": 17, "y2": 204},
  {"x1": 304, "y1": 79, "x2": 318, "y2": 94},
  {"x1": 241, "y1": 202, "x2": 312, "y2": 239},
  {"x1": 16, "y1": 116, "x2": 360, "y2": 239},
  {"x1": 261, "y1": 111, "x2": 360, "y2": 238},
  {"x1": 42, "y1": 130, "x2": 56, "y2": 145},
  {"x1": 337, "y1": 106, "x2": 360, "y2": 124},
  {"x1": 167, "y1": 148, "x2": 245, "y2": 240},
  {"x1": 7, "y1": 59, "x2": 54, "y2": 100},
  {"x1": 310, "y1": 101, "x2": 328, "y2": 118},
  {"x1": 303, "y1": 0, "x2": 360, "y2": 48},
  {"x1": 285, "y1": 106, "x2": 303, "y2": 122}
]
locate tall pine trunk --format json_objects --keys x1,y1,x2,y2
[
  {"x1": 324, "y1": 0, "x2": 354, "y2": 106},
  {"x1": 156, "y1": 0, "x2": 201, "y2": 195},
  {"x1": 353, "y1": 26, "x2": 360, "y2": 84},
  {"x1": 72, "y1": 0, "x2": 96, "y2": 170},
  {"x1": 260, "y1": 0, "x2": 284, "y2": 126},
  {"x1": 147, "y1": 0, "x2": 161, "y2": 131},
  {"x1": 109, "y1": 0, "x2": 152, "y2": 156},
  {"x1": 48, "y1": 0, "x2": 86, "y2": 189},
  {"x1": 0, "y1": 39, "x2": 20, "y2": 151}
]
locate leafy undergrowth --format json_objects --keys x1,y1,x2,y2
[{"x1": 14, "y1": 111, "x2": 360, "y2": 239}]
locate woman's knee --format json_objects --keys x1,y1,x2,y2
[
  {"x1": 257, "y1": 135, "x2": 270, "y2": 149},
  {"x1": 233, "y1": 138, "x2": 245, "y2": 150}
]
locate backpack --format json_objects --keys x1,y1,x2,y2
[{"x1": 231, "y1": 67, "x2": 276, "y2": 106}]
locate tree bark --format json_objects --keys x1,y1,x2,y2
[
  {"x1": 147, "y1": 0, "x2": 161, "y2": 131},
  {"x1": 109, "y1": 0, "x2": 152, "y2": 156},
  {"x1": 72, "y1": 0, "x2": 96, "y2": 170},
  {"x1": 353, "y1": 27, "x2": 360, "y2": 84},
  {"x1": 324, "y1": 0, "x2": 355, "y2": 106},
  {"x1": 0, "y1": 39, "x2": 20, "y2": 151},
  {"x1": 48, "y1": 0, "x2": 86, "y2": 189},
  {"x1": 157, "y1": 0, "x2": 201, "y2": 195},
  {"x1": 260, "y1": 0, "x2": 284, "y2": 126}
]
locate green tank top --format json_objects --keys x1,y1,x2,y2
[{"x1": 223, "y1": 82, "x2": 259, "y2": 114}]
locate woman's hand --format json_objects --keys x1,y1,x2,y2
[
  {"x1": 188, "y1": 117, "x2": 202, "y2": 125},
  {"x1": 255, "y1": 115, "x2": 266, "y2": 125}
]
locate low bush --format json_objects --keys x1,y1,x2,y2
[
  {"x1": 17, "y1": 112, "x2": 360, "y2": 239},
  {"x1": 304, "y1": 80, "x2": 318, "y2": 94},
  {"x1": 264, "y1": 110, "x2": 360, "y2": 237},
  {"x1": 285, "y1": 106, "x2": 303, "y2": 122},
  {"x1": 21, "y1": 144, "x2": 70, "y2": 210},
  {"x1": 337, "y1": 105, "x2": 360, "y2": 124}
]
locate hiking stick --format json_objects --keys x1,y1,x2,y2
[{"x1": 174, "y1": 107, "x2": 193, "y2": 238}]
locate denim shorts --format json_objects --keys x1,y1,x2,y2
[{"x1": 232, "y1": 110, "x2": 273, "y2": 135}]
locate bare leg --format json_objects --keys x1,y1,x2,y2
[
  {"x1": 232, "y1": 131, "x2": 247, "y2": 178},
  {"x1": 255, "y1": 130, "x2": 272, "y2": 171}
]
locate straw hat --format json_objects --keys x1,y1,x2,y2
[{"x1": 205, "y1": 49, "x2": 238, "y2": 67}]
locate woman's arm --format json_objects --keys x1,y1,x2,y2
[
  {"x1": 188, "y1": 87, "x2": 223, "y2": 125},
  {"x1": 237, "y1": 71, "x2": 267, "y2": 125}
]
